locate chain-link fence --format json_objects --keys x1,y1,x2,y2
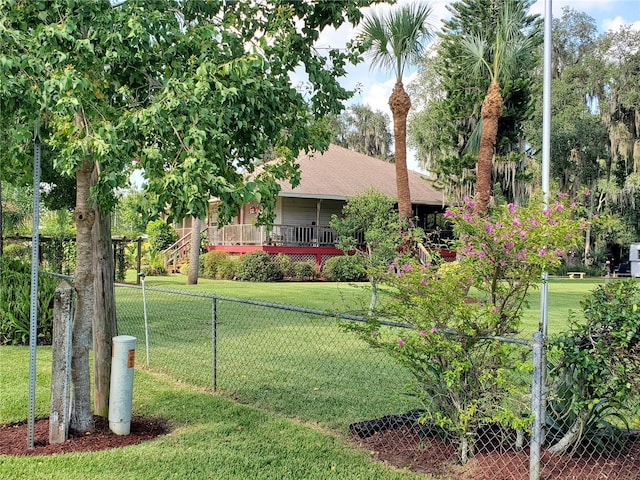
[{"x1": 114, "y1": 282, "x2": 639, "y2": 480}]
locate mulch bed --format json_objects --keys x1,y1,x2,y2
[
  {"x1": 0, "y1": 416, "x2": 168, "y2": 456},
  {"x1": 355, "y1": 424, "x2": 640, "y2": 479}
]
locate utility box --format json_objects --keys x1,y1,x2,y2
[
  {"x1": 629, "y1": 243, "x2": 640, "y2": 277},
  {"x1": 109, "y1": 335, "x2": 137, "y2": 435}
]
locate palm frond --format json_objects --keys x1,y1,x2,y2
[{"x1": 359, "y1": 2, "x2": 433, "y2": 81}]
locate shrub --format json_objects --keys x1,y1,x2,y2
[
  {"x1": 3, "y1": 242, "x2": 31, "y2": 260},
  {"x1": 291, "y1": 261, "x2": 315, "y2": 281},
  {"x1": 179, "y1": 260, "x2": 190, "y2": 275},
  {"x1": 274, "y1": 253, "x2": 292, "y2": 278},
  {"x1": 145, "y1": 219, "x2": 178, "y2": 252},
  {"x1": 0, "y1": 258, "x2": 58, "y2": 346},
  {"x1": 546, "y1": 280, "x2": 640, "y2": 455},
  {"x1": 202, "y1": 250, "x2": 231, "y2": 279},
  {"x1": 235, "y1": 251, "x2": 282, "y2": 282},
  {"x1": 141, "y1": 249, "x2": 167, "y2": 276},
  {"x1": 115, "y1": 243, "x2": 126, "y2": 282},
  {"x1": 215, "y1": 256, "x2": 237, "y2": 280},
  {"x1": 322, "y1": 255, "x2": 366, "y2": 282},
  {"x1": 348, "y1": 194, "x2": 585, "y2": 463}
]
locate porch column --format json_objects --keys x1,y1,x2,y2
[{"x1": 316, "y1": 200, "x2": 321, "y2": 226}]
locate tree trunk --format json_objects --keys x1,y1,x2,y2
[
  {"x1": 70, "y1": 159, "x2": 96, "y2": 433},
  {"x1": 389, "y1": 81, "x2": 413, "y2": 223},
  {"x1": 475, "y1": 80, "x2": 504, "y2": 215},
  {"x1": 547, "y1": 408, "x2": 591, "y2": 455},
  {"x1": 187, "y1": 218, "x2": 202, "y2": 285},
  {"x1": 92, "y1": 195, "x2": 117, "y2": 418}
]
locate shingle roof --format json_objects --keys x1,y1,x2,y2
[{"x1": 278, "y1": 144, "x2": 444, "y2": 206}]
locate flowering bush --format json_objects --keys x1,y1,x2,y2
[{"x1": 350, "y1": 194, "x2": 585, "y2": 463}]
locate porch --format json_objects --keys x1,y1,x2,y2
[
  {"x1": 207, "y1": 223, "x2": 340, "y2": 248},
  {"x1": 163, "y1": 222, "x2": 454, "y2": 271}
]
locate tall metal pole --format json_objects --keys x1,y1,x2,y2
[
  {"x1": 531, "y1": 1, "x2": 553, "y2": 478},
  {"x1": 27, "y1": 120, "x2": 42, "y2": 449}
]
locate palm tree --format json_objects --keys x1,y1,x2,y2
[
  {"x1": 360, "y1": 3, "x2": 433, "y2": 222},
  {"x1": 460, "y1": 1, "x2": 537, "y2": 214}
]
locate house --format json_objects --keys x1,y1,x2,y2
[{"x1": 166, "y1": 144, "x2": 451, "y2": 268}]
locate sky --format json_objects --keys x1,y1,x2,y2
[{"x1": 312, "y1": 0, "x2": 640, "y2": 172}]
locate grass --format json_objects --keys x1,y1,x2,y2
[
  {"x1": 111, "y1": 272, "x2": 619, "y2": 435},
  {"x1": 125, "y1": 270, "x2": 374, "y2": 313},
  {"x1": 126, "y1": 270, "x2": 615, "y2": 336},
  {"x1": 115, "y1": 284, "x2": 417, "y2": 432},
  {"x1": 0, "y1": 347, "x2": 426, "y2": 480}
]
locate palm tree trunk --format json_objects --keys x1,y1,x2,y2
[
  {"x1": 476, "y1": 80, "x2": 504, "y2": 214},
  {"x1": 187, "y1": 218, "x2": 202, "y2": 285},
  {"x1": 71, "y1": 159, "x2": 96, "y2": 433},
  {"x1": 389, "y1": 81, "x2": 413, "y2": 222}
]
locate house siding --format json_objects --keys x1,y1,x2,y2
[{"x1": 280, "y1": 197, "x2": 343, "y2": 226}]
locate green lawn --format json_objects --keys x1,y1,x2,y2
[
  {"x1": 126, "y1": 270, "x2": 615, "y2": 336},
  {"x1": 0, "y1": 347, "x2": 425, "y2": 480},
  {"x1": 125, "y1": 270, "x2": 374, "y2": 312},
  {"x1": 115, "y1": 283, "x2": 417, "y2": 433}
]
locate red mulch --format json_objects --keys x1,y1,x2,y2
[
  {"x1": 0, "y1": 416, "x2": 168, "y2": 456},
  {"x1": 357, "y1": 426, "x2": 640, "y2": 480}
]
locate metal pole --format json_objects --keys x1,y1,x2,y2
[
  {"x1": 139, "y1": 272, "x2": 150, "y2": 366},
  {"x1": 27, "y1": 120, "x2": 42, "y2": 450},
  {"x1": 530, "y1": 331, "x2": 544, "y2": 480},
  {"x1": 212, "y1": 297, "x2": 217, "y2": 392},
  {"x1": 541, "y1": 0, "x2": 552, "y2": 209},
  {"x1": 530, "y1": 1, "x2": 553, "y2": 477}
]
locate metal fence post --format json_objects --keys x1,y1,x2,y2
[
  {"x1": 212, "y1": 297, "x2": 217, "y2": 392},
  {"x1": 529, "y1": 331, "x2": 545, "y2": 480},
  {"x1": 139, "y1": 272, "x2": 150, "y2": 366},
  {"x1": 27, "y1": 120, "x2": 42, "y2": 450}
]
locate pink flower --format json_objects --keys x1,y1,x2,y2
[
  {"x1": 512, "y1": 217, "x2": 521, "y2": 226},
  {"x1": 490, "y1": 306, "x2": 498, "y2": 313},
  {"x1": 556, "y1": 249, "x2": 563, "y2": 257},
  {"x1": 485, "y1": 223, "x2": 494, "y2": 234},
  {"x1": 431, "y1": 327, "x2": 438, "y2": 333},
  {"x1": 397, "y1": 338, "x2": 405, "y2": 346},
  {"x1": 419, "y1": 330, "x2": 428, "y2": 336},
  {"x1": 507, "y1": 203, "x2": 516, "y2": 214},
  {"x1": 584, "y1": 189, "x2": 591, "y2": 196},
  {"x1": 538, "y1": 248, "x2": 546, "y2": 256}
]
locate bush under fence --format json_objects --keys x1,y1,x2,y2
[{"x1": 114, "y1": 283, "x2": 640, "y2": 480}]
